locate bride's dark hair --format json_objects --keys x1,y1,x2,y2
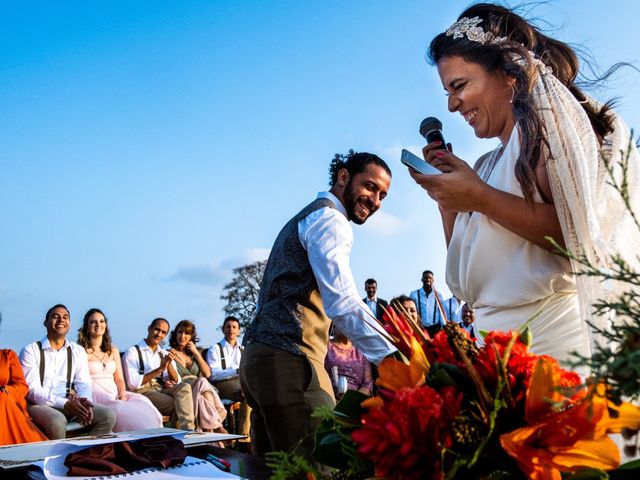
[{"x1": 428, "y1": 3, "x2": 614, "y2": 203}]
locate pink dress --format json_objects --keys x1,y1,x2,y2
[{"x1": 89, "y1": 359, "x2": 163, "y2": 432}]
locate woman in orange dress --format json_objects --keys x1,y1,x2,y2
[{"x1": 1, "y1": 348, "x2": 48, "y2": 445}]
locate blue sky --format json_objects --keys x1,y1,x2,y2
[{"x1": 1, "y1": 1, "x2": 639, "y2": 351}]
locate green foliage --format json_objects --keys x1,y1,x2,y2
[
  {"x1": 266, "y1": 451, "x2": 319, "y2": 480},
  {"x1": 313, "y1": 390, "x2": 373, "y2": 478},
  {"x1": 219, "y1": 259, "x2": 266, "y2": 328}
]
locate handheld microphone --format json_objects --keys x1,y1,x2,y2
[{"x1": 419, "y1": 117, "x2": 448, "y2": 150}]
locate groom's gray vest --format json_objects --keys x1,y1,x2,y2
[{"x1": 245, "y1": 197, "x2": 335, "y2": 365}]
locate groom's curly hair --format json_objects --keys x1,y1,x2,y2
[{"x1": 328, "y1": 149, "x2": 391, "y2": 186}]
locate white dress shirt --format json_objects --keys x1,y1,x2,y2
[
  {"x1": 122, "y1": 340, "x2": 172, "y2": 390},
  {"x1": 20, "y1": 337, "x2": 93, "y2": 409},
  {"x1": 207, "y1": 338, "x2": 242, "y2": 382},
  {"x1": 297, "y1": 191, "x2": 395, "y2": 365}
]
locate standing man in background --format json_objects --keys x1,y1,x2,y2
[
  {"x1": 410, "y1": 270, "x2": 446, "y2": 337},
  {"x1": 240, "y1": 151, "x2": 396, "y2": 460},
  {"x1": 362, "y1": 278, "x2": 388, "y2": 321}
]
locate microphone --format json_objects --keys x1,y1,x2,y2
[{"x1": 419, "y1": 117, "x2": 448, "y2": 150}]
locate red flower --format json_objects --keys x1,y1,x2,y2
[{"x1": 353, "y1": 385, "x2": 462, "y2": 480}]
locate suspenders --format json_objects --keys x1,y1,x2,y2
[
  {"x1": 417, "y1": 290, "x2": 440, "y2": 326},
  {"x1": 134, "y1": 344, "x2": 145, "y2": 374},
  {"x1": 217, "y1": 342, "x2": 226, "y2": 370},
  {"x1": 216, "y1": 341, "x2": 243, "y2": 371},
  {"x1": 36, "y1": 341, "x2": 74, "y2": 398}
]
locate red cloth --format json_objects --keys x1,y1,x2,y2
[
  {"x1": 64, "y1": 435, "x2": 187, "y2": 476},
  {"x1": 0, "y1": 349, "x2": 47, "y2": 446}
]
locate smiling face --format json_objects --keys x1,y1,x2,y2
[
  {"x1": 437, "y1": 55, "x2": 516, "y2": 144},
  {"x1": 365, "y1": 281, "x2": 377, "y2": 300},
  {"x1": 87, "y1": 311, "x2": 107, "y2": 338},
  {"x1": 45, "y1": 306, "x2": 70, "y2": 339},
  {"x1": 176, "y1": 328, "x2": 192, "y2": 348},
  {"x1": 339, "y1": 163, "x2": 391, "y2": 225},
  {"x1": 146, "y1": 319, "x2": 170, "y2": 347},
  {"x1": 222, "y1": 319, "x2": 240, "y2": 344},
  {"x1": 421, "y1": 272, "x2": 435, "y2": 291},
  {"x1": 401, "y1": 299, "x2": 419, "y2": 324},
  {"x1": 461, "y1": 303, "x2": 475, "y2": 326}
]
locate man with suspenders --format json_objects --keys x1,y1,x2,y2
[
  {"x1": 19, "y1": 304, "x2": 116, "y2": 439},
  {"x1": 206, "y1": 316, "x2": 251, "y2": 445},
  {"x1": 122, "y1": 317, "x2": 195, "y2": 431},
  {"x1": 410, "y1": 270, "x2": 446, "y2": 337}
]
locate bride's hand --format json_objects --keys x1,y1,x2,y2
[{"x1": 409, "y1": 147, "x2": 488, "y2": 213}]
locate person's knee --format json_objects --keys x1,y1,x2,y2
[
  {"x1": 31, "y1": 406, "x2": 66, "y2": 439},
  {"x1": 174, "y1": 382, "x2": 193, "y2": 400},
  {"x1": 93, "y1": 405, "x2": 117, "y2": 429}
]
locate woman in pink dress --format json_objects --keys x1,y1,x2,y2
[{"x1": 77, "y1": 308, "x2": 163, "y2": 432}]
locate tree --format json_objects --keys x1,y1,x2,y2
[{"x1": 220, "y1": 260, "x2": 267, "y2": 328}]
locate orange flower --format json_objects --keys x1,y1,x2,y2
[
  {"x1": 362, "y1": 338, "x2": 429, "y2": 409},
  {"x1": 500, "y1": 357, "x2": 640, "y2": 480}
]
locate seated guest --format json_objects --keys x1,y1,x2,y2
[
  {"x1": 324, "y1": 326, "x2": 373, "y2": 399},
  {"x1": 206, "y1": 316, "x2": 251, "y2": 442},
  {"x1": 390, "y1": 294, "x2": 421, "y2": 327},
  {"x1": 0, "y1": 312, "x2": 47, "y2": 445},
  {"x1": 122, "y1": 318, "x2": 195, "y2": 431},
  {"x1": 168, "y1": 320, "x2": 227, "y2": 432},
  {"x1": 458, "y1": 303, "x2": 483, "y2": 346},
  {"x1": 77, "y1": 308, "x2": 163, "y2": 432},
  {"x1": 19, "y1": 304, "x2": 116, "y2": 439}
]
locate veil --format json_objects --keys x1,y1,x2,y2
[{"x1": 532, "y1": 58, "x2": 640, "y2": 346}]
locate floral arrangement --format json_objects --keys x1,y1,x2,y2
[{"x1": 268, "y1": 307, "x2": 640, "y2": 479}]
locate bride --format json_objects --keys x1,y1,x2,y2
[{"x1": 409, "y1": 3, "x2": 640, "y2": 364}]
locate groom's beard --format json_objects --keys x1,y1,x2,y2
[{"x1": 343, "y1": 179, "x2": 377, "y2": 225}]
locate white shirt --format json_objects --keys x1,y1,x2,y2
[
  {"x1": 297, "y1": 191, "x2": 396, "y2": 364},
  {"x1": 122, "y1": 340, "x2": 173, "y2": 390},
  {"x1": 20, "y1": 337, "x2": 93, "y2": 409},
  {"x1": 207, "y1": 338, "x2": 242, "y2": 382},
  {"x1": 410, "y1": 287, "x2": 446, "y2": 327}
]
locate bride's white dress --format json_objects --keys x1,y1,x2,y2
[{"x1": 446, "y1": 127, "x2": 590, "y2": 364}]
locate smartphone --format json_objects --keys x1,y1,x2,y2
[{"x1": 401, "y1": 149, "x2": 442, "y2": 175}]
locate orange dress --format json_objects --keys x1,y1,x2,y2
[{"x1": 0, "y1": 349, "x2": 47, "y2": 445}]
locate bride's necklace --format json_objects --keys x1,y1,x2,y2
[{"x1": 90, "y1": 349, "x2": 109, "y2": 371}]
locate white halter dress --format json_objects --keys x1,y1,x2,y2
[{"x1": 446, "y1": 127, "x2": 591, "y2": 363}]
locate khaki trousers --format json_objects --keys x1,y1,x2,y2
[
  {"x1": 239, "y1": 342, "x2": 334, "y2": 459},
  {"x1": 136, "y1": 382, "x2": 195, "y2": 431},
  {"x1": 28, "y1": 403, "x2": 116, "y2": 440}
]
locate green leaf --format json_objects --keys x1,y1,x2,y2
[{"x1": 333, "y1": 389, "x2": 369, "y2": 419}]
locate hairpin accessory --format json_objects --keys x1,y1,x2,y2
[{"x1": 445, "y1": 16, "x2": 506, "y2": 44}]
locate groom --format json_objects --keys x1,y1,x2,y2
[{"x1": 240, "y1": 151, "x2": 396, "y2": 459}]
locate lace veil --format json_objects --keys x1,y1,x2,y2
[{"x1": 531, "y1": 59, "x2": 640, "y2": 342}]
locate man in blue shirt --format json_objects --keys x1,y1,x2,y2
[{"x1": 410, "y1": 270, "x2": 446, "y2": 337}]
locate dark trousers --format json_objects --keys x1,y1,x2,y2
[{"x1": 239, "y1": 342, "x2": 334, "y2": 460}]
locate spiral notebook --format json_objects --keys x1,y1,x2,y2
[{"x1": 27, "y1": 455, "x2": 243, "y2": 480}]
